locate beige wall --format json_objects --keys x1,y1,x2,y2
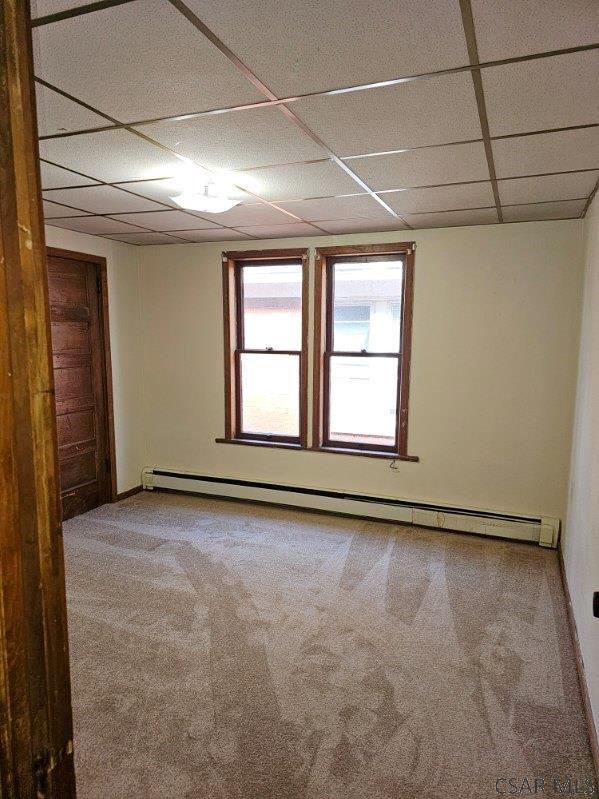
[
  {"x1": 564, "y1": 194, "x2": 599, "y2": 739},
  {"x1": 45, "y1": 225, "x2": 144, "y2": 493},
  {"x1": 138, "y1": 219, "x2": 583, "y2": 522}
]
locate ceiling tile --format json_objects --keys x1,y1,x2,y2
[
  {"x1": 498, "y1": 171, "x2": 599, "y2": 205},
  {"x1": 502, "y1": 200, "x2": 586, "y2": 222},
  {"x1": 116, "y1": 177, "x2": 250, "y2": 208},
  {"x1": 108, "y1": 211, "x2": 221, "y2": 231},
  {"x1": 236, "y1": 223, "x2": 324, "y2": 238},
  {"x1": 39, "y1": 129, "x2": 182, "y2": 183},
  {"x1": 471, "y1": 0, "x2": 599, "y2": 61},
  {"x1": 35, "y1": 82, "x2": 107, "y2": 137},
  {"x1": 194, "y1": 203, "x2": 295, "y2": 226},
  {"x1": 169, "y1": 229, "x2": 250, "y2": 242},
  {"x1": 402, "y1": 208, "x2": 499, "y2": 228},
  {"x1": 46, "y1": 217, "x2": 146, "y2": 234},
  {"x1": 101, "y1": 232, "x2": 189, "y2": 245},
  {"x1": 383, "y1": 182, "x2": 495, "y2": 213},
  {"x1": 185, "y1": 0, "x2": 468, "y2": 96},
  {"x1": 141, "y1": 107, "x2": 327, "y2": 171},
  {"x1": 278, "y1": 194, "x2": 389, "y2": 221},
  {"x1": 293, "y1": 73, "x2": 482, "y2": 156},
  {"x1": 349, "y1": 141, "x2": 489, "y2": 191},
  {"x1": 317, "y1": 218, "x2": 408, "y2": 234},
  {"x1": 32, "y1": 0, "x2": 263, "y2": 122},
  {"x1": 492, "y1": 128, "x2": 599, "y2": 177},
  {"x1": 483, "y1": 51, "x2": 599, "y2": 137},
  {"x1": 234, "y1": 161, "x2": 360, "y2": 201},
  {"x1": 40, "y1": 160, "x2": 99, "y2": 189},
  {"x1": 43, "y1": 199, "x2": 91, "y2": 218},
  {"x1": 43, "y1": 185, "x2": 166, "y2": 214}
]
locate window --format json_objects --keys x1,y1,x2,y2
[
  {"x1": 313, "y1": 244, "x2": 416, "y2": 458},
  {"x1": 220, "y1": 243, "x2": 416, "y2": 461},
  {"x1": 220, "y1": 249, "x2": 308, "y2": 447}
]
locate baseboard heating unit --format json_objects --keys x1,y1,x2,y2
[{"x1": 141, "y1": 468, "x2": 559, "y2": 548}]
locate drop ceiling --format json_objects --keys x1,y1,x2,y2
[{"x1": 31, "y1": 0, "x2": 599, "y2": 245}]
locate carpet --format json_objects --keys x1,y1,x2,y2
[{"x1": 63, "y1": 491, "x2": 596, "y2": 798}]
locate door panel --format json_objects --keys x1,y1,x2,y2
[{"x1": 47, "y1": 253, "x2": 110, "y2": 520}]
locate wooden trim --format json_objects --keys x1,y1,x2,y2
[
  {"x1": 115, "y1": 484, "x2": 143, "y2": 501},
  {"x1": 47, "y1": 246, "x2": 117, "y2": 502},
  {"x1": 300, "y1": 253, "x2": 309, "y2": 447},
  {"x1": 558, "y1": 546, "x2": 599, "y2": 781},
  {"x1": 310, "y1": 447, "x2": 419, "y2": 462},
  {"x1": 314, "y1": 242, "x2": 416, "y2": 257},
  {"x1": 312, "y1": 243, "x2": 417, "y2": 458},
  {"x1": 312, "y1": 249, "x2": 327, "y2": 448},
  {"x1": 222, "y1": 249, "x2": 309, "y2": 444},
  {"x1": 222, "y1": 248, "x2": 308, "y2": 261},
  {"x1": 215, "y1": 438, "x2": 302, "y2": 451},
  {"x1": 0, "y1": 0, "x2": 76, "y2": 794}
]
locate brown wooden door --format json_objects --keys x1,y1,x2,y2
[{"x1": 48, "y1": 252, "x2": 111, "y2": 520}]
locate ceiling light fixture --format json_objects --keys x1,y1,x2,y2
[{"x1": 170, "y1": 184, "x2": 241, "y2": 214}]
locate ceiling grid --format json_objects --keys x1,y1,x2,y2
[{"x1": 30, "y1": 0, "x2": 599, "y2": 244}]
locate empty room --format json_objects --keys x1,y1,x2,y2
[{"x1": 1, "y1": 0, "x2": 598, "y2": 797}]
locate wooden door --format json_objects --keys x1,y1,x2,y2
[{"x1": 48, "y1": 251, "x2": 111, "y2": 520}]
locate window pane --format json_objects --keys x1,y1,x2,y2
[
  {"x1": 242, "y1": 263, "x2": 302, "y2": 350},
  {"x1": 332, "y1": 260, "x2": 403, "y2": 353},
  {"x1": 240, "y1": 353, "x2": 299, "y2": 437},
  {"x1": 328, "y1": 356, "x2": 398, "y2": 447}
]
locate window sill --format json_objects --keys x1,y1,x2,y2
[
  {"x1": 215, "y1": 438, "x2": 302, "y2": 451},
  {"x1": 215, "y1": 438, "x2": 419, "y2": 461},
  {"x1": 311, "y1": 446, "x2": 419, "y2": 462}
]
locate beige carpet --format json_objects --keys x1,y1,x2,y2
[{"x1": 63, "y1": 491, "x2": 596, "y2": 799}]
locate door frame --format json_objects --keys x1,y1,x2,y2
[{"x1": 47, "y1": 246, "x2": 117, "y2": 503}]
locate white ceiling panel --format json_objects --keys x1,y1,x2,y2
[
  {"x1": 46, "y1": 216, "x2": 146, "y2": 234},
  {"x1": 101, "y1": 231, "x2": 189, "y2": 245},
  {"x1": 383, "y1": 182, "x2": 495, "y2": 214},
  {"x1": 39, "y1": 129, "x2": 182, "y2": 183},
  {"x1": 402, "y1": 208, "x2": 499, "y2": 228},
  {"x1": 35, "y1": 82, "x2": 107, "y2": 137},
  {"x1": 502, "y1": 200, "x2": 586, "y2": 222},
  {"x1": 471, "y1": 0, "x2": 599, "y2": 62},
  {"x1": 43, "y1": 199, "x2": 90, "y2": 218},
  {"x1": 141, "y1": 107, "x2": 327, "y2": 171},
  {"x1": 498, "y1": 172, "x2": 599, "y2": 205},
  {"x1": 317, "y1": 218, "x2": 408, "y2": 234},
  {"x1": 40, "y1": 160, "x2": 99, "y2": 189},
  {"x1": 234, "y1": 161, "x2": 359, "y2": 201},
  {"x1": 32, "y1": 0, "x2": 263, "y2": 122},
  {"x1": 349, "y1": 141, "x2": 489, "y2": 191},
  {"x1": 278, "y1": 194, "x2": 390, "y2": 222},
  {"x1": 168, "y1": 229, "x2": 250, "y2": 242},
  {"x1": 236, "y1": 223, "x2": 324, "y2": 238},
  {"x1": 194, "y1": 203, "x2": 295, "y2": 226},
  {"x1": 293, "y1": 73, "x2": 482, "y2": 156},
  {"x1": 492, "y1": 128, "x2": 599, "y2": 178},
  {"x1": 483, "y1": 51, "x2": 599, "y2": 137},
  {"x1": 43, "y1": 185, "x2": 165, "y2": 214},
  {"x1": 108, "y1": 211, "x2": 221, "y2": 231},
  {"x1": 185, "y1": 0, "x2": 468, "y2": 96}
]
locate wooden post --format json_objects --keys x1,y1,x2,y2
[{"x1": 0, "y1": 0, "x2": 76, "y2": 796}]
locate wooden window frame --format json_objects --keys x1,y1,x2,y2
[
  {"x1": 218, "y1": 248, "x2": 309, "y2": 449},
  {"x1": 312, "y1": 243, "x2": 418, "y2": 461}
]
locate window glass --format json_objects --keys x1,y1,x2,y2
[
  {"x1": 332, "y1": 260, "x2": 403, "y2": 353},
  {"x1": 242, "y1": 263, "x2": 302, "y2": 350},
  {"x1": 328, "y1": 356, "x2": 398, "y2": 447},
  {"x1": 240, "y1": 353, "x2": 299, "y2": 437}
]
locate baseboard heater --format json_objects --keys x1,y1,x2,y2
[{"x1": 141, "y1": 468, "x2": 559, "y2": 548}]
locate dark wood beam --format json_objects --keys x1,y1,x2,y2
[{"x1": 0, "y1": 0, "x2": 76, "y2": 795}]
